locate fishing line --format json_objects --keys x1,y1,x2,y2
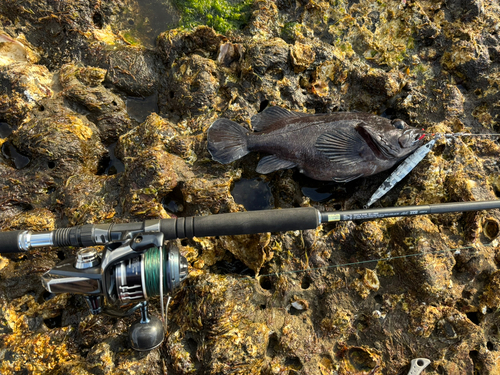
[
  {"x1": 181, "y1": 243, "x2": 494, "y2": 285},
  {"x1": 256, "y1": 244, "x2": 484, "y2": 279},
  {"x1": 144, "y1": 246, "x2": 169, "y2": 297},
  {"x1": 442, "y1": 133, "x2": 500, "y2": 138}
]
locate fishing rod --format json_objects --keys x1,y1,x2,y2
[{"x1": 1, "y1": 200, "x2": 500, "y2": 351}]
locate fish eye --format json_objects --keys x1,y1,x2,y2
[{"x1": 391, "y1": 119, "x2": 406, "y2": 129}]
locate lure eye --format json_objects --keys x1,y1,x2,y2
[{"x1": 391, "y1": 119, "x2": 406, "y2": 130}]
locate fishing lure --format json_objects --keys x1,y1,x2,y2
[
  {"x1": 366, "y1": 132, "x2": 500, "y2": 207},
  {"x1": 365, "y1": 136, "x2": 436, "y2": 207}
]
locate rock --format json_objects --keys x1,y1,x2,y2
[
  {"x1": 159, "y1": 54, "x2": 220, "y2": 116},
  {"x1": 441, "y1": 42, "x2": 490, "y2": 89},
  {"x1": 480, "y1": 270, "x2": 500, "y2": 310},
  {"x1": 105, "y1": 47, "x2": 161, "y2": 97},
  {"x1": 0, "y1": 62, "x2": 53, "y2": 127},
  {"x1": 447, "y1": 0, "x2": 485, "y2": 20},
  {"x1": 157, "y1": 26, "x2": 226, "y2": 67},
  {"x1": 167, "y1": 274, "x2": 271, "y2": 374},
  {"x1": 351, "y1": 269, "x2": 380, "y2": 299},
  {"x1": 59, "y1": 63, "x2": 133, "y2": 144},
  {"x1": 443, "y1": 84, "x2": 465, "y2": 117},
  {"x1": 244, "y1": 38, "x2": 290, "y2": 77},
  {"x1": 116, "y1": 114, "x2": 195, "y2": 219},
  {"x1": 217, "y1": 42, "x2": 243, "y2": 69},
  {"x1": 10, "y1": 101, "x2": 105, "y2": 175},
  {"x1": 218, "y1": 232, "x2": 271, "y2": 274},
  {"x1": 290, "y1": 42, "x2": 315, "y2": 73},
  {"x1": 1, "y1": 0, "x2": 500, "y2": 373}
]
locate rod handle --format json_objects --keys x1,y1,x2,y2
[
  {"x1": 160, "y1": 207, "x2": 320, "y2": 239},
  {"x1": 0, "y1": 230, "x2": 23, "y2": 253}
]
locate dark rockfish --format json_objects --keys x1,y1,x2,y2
[{"x1": 207, "y1": 106, "x2": 425, "y2": 182}]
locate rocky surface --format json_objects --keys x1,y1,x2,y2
[{"x1": 1, "y1": 0, "x2": 500, "y2": 374}]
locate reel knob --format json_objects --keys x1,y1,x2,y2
[
  {"x1": 75, "y1": 247, "x2": 100, "y2": 269},
  {"x1": 129, "y1": 301, "x2": 164, "y2": 351}
]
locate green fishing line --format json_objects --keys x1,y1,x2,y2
[{"x1": 143, "y1": 246, "x2": 167, "y2": 297}]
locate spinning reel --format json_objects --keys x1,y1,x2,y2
[{"x1": 40, "y1": 231, "x2": 188, "y2": 351}]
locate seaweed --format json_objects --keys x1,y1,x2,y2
[{"x1": 171, "y1": 0, "x2": 254, "y2": 34}]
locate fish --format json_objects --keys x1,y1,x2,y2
[{"x1": 207, "y1": 106, "x2": 425, "y2": 182}]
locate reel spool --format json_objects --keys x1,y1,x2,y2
[{"x1": 41, "y1": 232, "x2": 188, "y2": 351}]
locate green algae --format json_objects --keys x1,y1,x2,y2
[{"x1": 171, "y1": 0, "x2": 254, "y2": 34}]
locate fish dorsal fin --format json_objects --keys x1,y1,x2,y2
[
  {"x1": 315, "y1": 121, "x2": 367, "y2": 168},
  {"x1": 251, "y1": 106, "x2": 308, "y2": 132},
  {"x1": 256, "y1": 155, "x2": 297, "y2": 174}
]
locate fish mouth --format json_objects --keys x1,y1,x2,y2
[{"x1": 398, "y1": 129, "x2": 425, "y2": 148}]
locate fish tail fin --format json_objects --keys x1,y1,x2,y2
[{"x1": 207, "y1": 119, "x2": 249, "y2": 164}]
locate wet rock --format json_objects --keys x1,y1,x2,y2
[
  {"x1": 179, "y1": 173, "x2": 241, "y2": 216},
  {"x1": 352, "y1": 221, "x2": 386, "y2": 255},
  {"x1": 310, "y1": 59, "x2": 348, "y2": 99},
  {"x1": 159, "y1": 54, "x2": 220, "y2": 116},
  {"x1": 0, "y1": 162, "x2": 55, "y2": 224},
  {"x1": 320, "y1": 307, "x2": 353, "y2": 338},
  {"x1": 441, "y1": 42, "x2": 490, "y2": 89},
  {"x1": 0, "y1": 32, "x2": 29, "y2": 65},
  {"x1": 246, "y1": 0, "x2": 280, "y2": 39},
  {"x1": 410, "y1": 304, "x2": 441, "y2": 338},
  {"x1": 59, "y1": 63, "x2": 133, "y2": 144},
  {"x1": 390, "y1": 216, "x2": 456, "y2": 298},
  {"x1": 59, "y1": 174, "x2": 119, "y2": 226},
  {"x1": 480, "y1": 270, "x2": 500, "y2": 310},
  {"x1": 244, "y1": 38, "x2": 290, "y2": 77},
  {"x1": 338, "y1": 346, "x2": 381, "y2": 375},
  {"x1": 10, "y1": 101, "x2": 106, "y2": 175},
  {"x1": 116, "y1": 113, "x2": 195, "y2": 219},
  {"x1": 157, "y1": 26, "x2": 226, "y2": 67},
  {"x1": 167, "y1": 274, "x2": 271, "y2": 374},
  {"x1": 105, "y1": 47, "x2": 161, "y2": 97},
  {"x1": 218, "y1": 233, "x2": 271, "y2": 274},
  {"x1": 437, "y1": 318, "x2": 458, "y2": 340},
  {"x1": 443, "y1": 84, "x2": 465, "y2": 117},
  {"x1": 1, "y1": 0, "x2": 500, "y2": 373},
  {"x1": 348, "y1": 69, "x2": 402, "y2": 110},
  {"x1": 0, "y1": 0, "x2": 131, "y2": 69},
  {"x1": 447, "y1": 0, "x2": 485, "y2": 20},
  {"x1": 1, "y1": 208, "x2": 55, "y2": 232},
  {"x1": 0, "y1": 62, "x2": 53, "y2": 127},
  {"x1": 351, "y1": 269, "x2": 380, "y2": 299}
]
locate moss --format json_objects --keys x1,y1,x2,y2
[
  {"x1": 281, "y1": 21, "x2": 301, "y2": 42},
  {"x1": 171, "y1": 0, "x2": 254, "y2": 34},
  {"x1": 121, "y1": 31, "x2": 140, "y2": 45}
]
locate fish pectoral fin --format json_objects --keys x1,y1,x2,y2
[
  {"x1": 332, "y1": 173, "x2": 364, "y2": 183},
  {"x1": 256, "y1": 155, "x2": 297, "y2": 174},
  {"x1": 251, "y1": 106, "x2": 308, "y2": 132},
  {"x1": 315, "y1": 126, "x2": 367, "y2": 167}
]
